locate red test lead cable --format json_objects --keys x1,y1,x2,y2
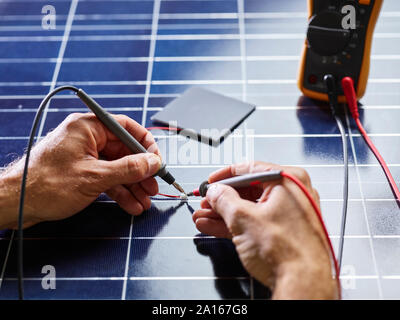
[
  {"x1": 341, "y1": 77, "x2": 400, "y2": 203},
  {"x1": 281, "y1": 172, "x2": 341, "y2": 299}
]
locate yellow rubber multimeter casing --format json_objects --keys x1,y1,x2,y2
[{"x1": 298, "y1": 0, "x2": 383, "y2": 102}]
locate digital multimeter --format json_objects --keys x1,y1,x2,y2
[{"x1": 298, "y1": 0, "x2": 383, "y2": 102}]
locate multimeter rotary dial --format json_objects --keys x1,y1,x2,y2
[{"x1": 307, "y1": 11, "x2": 352, "y2": 56}]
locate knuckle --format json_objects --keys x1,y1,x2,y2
[
  {"x1": 65, "y1": 112, "x2": 84, "y2": 123},
  {"x1": 64, "y1": 112, "x2": 88, "y2": 130},
  {"x1": 114, "y1": 114, "x2": 130, "y2": 124},
  {"x1": 294, "y1": 167, "x2": 311, "y2": 186},
  {"x1": 313, "y1": 188, "x2": 320, "y2": 199},
  {"x1": 127, "y1": 156, "x2": 148, "y2": 177}
]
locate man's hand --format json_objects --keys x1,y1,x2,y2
[
  {"x1": 192, "y1": 162, "x2": 338, "y2": 300},
  {"x1": 0, "y1": 113, "x2": 161, "y2": 229}
]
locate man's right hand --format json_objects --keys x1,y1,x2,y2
[{"x1": 192, "y1": 162, "x2": 339, "y2": 300}]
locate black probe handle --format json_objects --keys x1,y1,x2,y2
[
  {"x1": 198, "y1": 170, "x2": 283, "y2": 197},
  {"x1": 76, "y1": 89, "x2": 174, "y2": 184}
]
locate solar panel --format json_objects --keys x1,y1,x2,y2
[{"x1": 0, "y1": 0, "x2": 400, "y2": 300}]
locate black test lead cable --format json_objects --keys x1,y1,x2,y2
[
  {"x1": 17, "y1": 86, "x2": 185, "y2": 299},
  {"x1": 324, "y1": 75, "x2": 349, "y2": 272},
  {"x1": 17, "y1": 86, "x2": 79, "y2": 299}
]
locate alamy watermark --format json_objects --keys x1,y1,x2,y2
[
  {"x1": 153, "y1": 123, "x2": 255, "y2": 165},
  {"x1": 341, "y1": 5, "x2": 357, "y2": 30},
  {"x1": 41, "y1": 265, "x2": 56, "y2": 290},
  {"x1": 42, "y1": 5, "x2": 56, "y2": 30}
]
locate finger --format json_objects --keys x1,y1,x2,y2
[
  {"x1": 195, "y1": 218, "x2": 231, "y2": 238},
  {"x1": 206, "y1": 184, "x2": 258, "y2": 235},
  {"x1": 208, "y1": 161, "x2": 282, "y2": 183},
  {"x1": 139, "y1": 177, "x2": 159, "y2": 196},
  {"x1": 192, "y1": 208, "x2": 222, "y2": 222},
  {"x1": 99, "y1": 153, "x2": 161, "y2": 188},
  {"x1": 200, "y1": 198, "x2": 211, "y2": 209},
  {"x1": 100, "y1": 115, "x2": 160, "y2": 159},
  {"x1": 106, "y1": 184, "x2": 144, "y2": 215},
  {"x1": 313, "y1": 188, "x2": 321, "y2": 207},
  {"x1": 281, "y1": 166, "x2": 313, "y2": 190},
  {"x1": 114, "y1": 115, "x2": 160, "y2": 156},
  {"x1": 110, "y1": 115, "x2": 160, "y2": 152},
  {"x1": 127, "y1": 183, "x2": 152, "y2": 211}
]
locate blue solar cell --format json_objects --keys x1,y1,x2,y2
[
  {"x1": 0, "y1": 111, "x2": 35, "y2": 136},
  {"x1": 4, "y1": 239, "x2": 128, "y2": 278},
  {"x1": 0, "y1": 280, "x2": 124, "y2": 300},
  {"x1": 64, "y1": 40, "x2": 150, "y2": 58},
  {"x1": 161, "y1": 1, "x2": 237, "y2": 14},
  {"x1": 156, "y1": 39, "x2": 241, "y2": 56},
  {"x1": 57, "y1": 61, "x2": 148, "y2": 81},
  {"x1": 0, "y1": 62, "x2": 54, "y2": 82},
  {"x1": 129, "y1": 238, "x2": 247, "y2": 277}
]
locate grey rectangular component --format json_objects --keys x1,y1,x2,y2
[{"x1": 150, "y1": 87, "x2": 256, "y2": 145}]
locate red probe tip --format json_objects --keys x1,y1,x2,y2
[{"x1": 341, "y1": 77, "x2": 359, "y2": 120}]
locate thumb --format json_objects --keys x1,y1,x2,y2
[
  {"x1": 100, "y1": 153, "x2": 161, "y2": 187},
  {"x1": 206, "y1": 184, "x2": 258, "y2": 235}
]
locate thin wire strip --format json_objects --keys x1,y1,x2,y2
[
  {"x1": 324, "y1": 74, "x2": 349, "y2": 275},
  {"x1": 334, "y1": 114, "x2": 349, "y2": 271},
  {"x1": 342, "y1": 76, "x2": 400, "y2": 203}
]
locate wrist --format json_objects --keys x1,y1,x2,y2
[{"x1": 273, "y1": 254, "x2": 338, "y2": 300}]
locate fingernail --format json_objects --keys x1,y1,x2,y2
[{"x1": 146, "y1": 153, "x2": 161, "y2": 174}]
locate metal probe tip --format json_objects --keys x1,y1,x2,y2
[{"x1": 172, "y1": 181, "x2": 186, "y2": 196}]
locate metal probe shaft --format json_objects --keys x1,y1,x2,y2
[{"x1": 76, "y1": 89, "x2": 185, "y2": 195}]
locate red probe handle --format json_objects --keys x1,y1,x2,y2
[{"x1": 341, "y1": 77, "x2": 359, "y2": 120}]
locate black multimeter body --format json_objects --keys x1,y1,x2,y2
[{"x1": 298, "y1": 0, "x2": 383, "y2": 102}]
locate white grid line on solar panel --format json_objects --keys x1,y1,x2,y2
[
  {"x1": 344, "y1": 107, "x2": 383, "y2": 298},
  {"x1": 1, "y1": 163, "x2": 400, "y2": 169},
  {"x1": 3, "y1": 32, "x2": 400, "y2": 41},
  {"x1": 0, "y1": 11, "x2": 399, "y2": 21},
  {"x1": 237, "y1": 0, "x2": 254, "y2": 300},
  {"x1": 1, "y1": 0, "x2": 228, "y2": 1},
  {"x1": 1, "y1": 55, "x2": 400, "y2": 63},
  {"x1": 0, "y1": 231, "x2": 14, "y2": 290},
  {"x1": 121, "y1": 215, "x2": 133, "y2": 300},
  {"x1": 1, "y1": 21, "x2": 399, "y2": 32},
  {"x1": 1, "y1": 277, "x2": 251, "y2": 281},
  {"x1": 121, "y1": 0, "x2": 160, "y2": 300},
  {"x1": 1, "y1": 90, "x2": 399, "y2": 99},
  {"x1": 36, "y1": 0, "x2": 78, "y2": 139},
  {"x1": 1, "y1": 106, "x2": 400, "y2": 112},
  {"x1": 141, "y1": 0, "x2": 160, "y2": 127},
  {"x1": 4, "y1": 133, "x2": 400, "y2": 139},
  {"x1": 4, "y1": 275, "x2": 400, "y2": 280},
  {"x1": 2, "y1": 78, "x2": 400, "y2": 87},
  {"x1": 1, "y1": 234, "x2": 400, "y2": 240}
]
